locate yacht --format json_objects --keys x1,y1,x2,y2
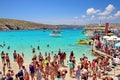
[{"x1": 49, "y1": 29, "x2": 62, "y2": 37}]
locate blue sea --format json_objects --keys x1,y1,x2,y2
[{"x1": 0, "y1": 28, "x2": 95, "y2": 63}]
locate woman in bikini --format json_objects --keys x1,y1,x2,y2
[
  {"x1": 1, "y1": 51, "x2": 5, "y2": 63},
  {"x1": 6, "y1": 53, "x2": 10, "y2": 68}
]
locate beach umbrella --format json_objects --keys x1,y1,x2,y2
[
  {"x1": 106, "y1": 36, "x2": 118, "y2": 41},
  {"x1": 106, "y1": 36, "x2": 114, "y2": 41},
  {"x1": 110, "y1": 36, "x2": 118, "y2": 39},
  {"x1": 115, "y1": 42, "x2": 120, "y2": 47},
  {"x1": 116, "y1": 38, "x2": 120, "y2": 41},
  {"x1": 103, "y1": 36, "x2": 109, "y2": 39}
]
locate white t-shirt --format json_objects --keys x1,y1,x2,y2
[
  {"x1": 114, "y1": 57, "x2": 120, "y2": 64},
  {"x1": 0, "y1": 74, "x2": 3, "y2": 80},
  {"x1": 82, "y1": 68, "x2": 88, "y2": 74}
]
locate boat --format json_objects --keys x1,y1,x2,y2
[
  {"x1": 84, "y1": 27, "x2": 105, "y2": 31},
  {"x1": 49, "y1": 29, "x2": 62, "y2": 37},
  {"x1": 78, "y1": 39, "x2": 93, "y2": 45}
]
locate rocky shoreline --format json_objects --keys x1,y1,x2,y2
[{"x1": 0, "y1": 18, "x2": 56, "y2": 30}]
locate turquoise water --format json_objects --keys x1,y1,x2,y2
[{"x1": 0, "y1": 28, "x2": 95, "y2": 62}]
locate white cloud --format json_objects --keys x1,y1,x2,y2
[
  {"x1": 107, "y1": 15, "x2": 115, "y2": 19},
  {"x1": 98, "y1": 16, "x2": 106, "y2": 20},
  {"x1": 87, "y1": 8, "x2": 100, "y2": 15},
  {"x1": 91, "y1": 15, "x2": 95, "y2": 18},
  {"x1": 106, "y1": 4, "x2": 115, "y2": 12},
  {"x1": 98, "y1": 4, "x2": 115, "y2": 16},
  {"x1": 74, "y1": 16, "x2": 79, "y2": 19},
  {"x1": 114, "y1": 11, "x2": 120, "y2": 17},
  {"x1": 81, "y1": 15, "x2": 86, "y2": 18},
  {"x1": 99, "y1": 11, "x2": 111, "y2": 16},
  {"x1": 91, "y1": 15, "x2": 95, "y2": 20}
]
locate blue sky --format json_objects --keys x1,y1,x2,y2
[{"x1": 0, "y1": 0, "x2": 120, "y2": 25}]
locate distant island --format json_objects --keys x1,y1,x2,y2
[
  {"x1": 0, "y1": 18, "x2": 120, "y2": 30},
  {"x1": 0, "y1": 18, "x2": 56, "y2": 30}
]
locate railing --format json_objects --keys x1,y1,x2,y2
[{"x1": 92, "y1": 40, "x2": 113, "y2": 59}]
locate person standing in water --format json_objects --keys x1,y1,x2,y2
[
  {"x1": 7, "y1": 46, "x2": 10, "y2": 50},
  {"x1": 68, "y1": 60, "x2": 73, "y2": 77},
  {"x1": 47, "y1": 44, "x2": 49, "y2": 47},
  {"x1": 6, "y1": 53, "x2": 11, "y2": 68},
  {"x1": 32, "y1": 48, "x2": 35, "y2": 53},
  {"x1": 37, "y1": 46, "x2": 40, "y2": 50},
  {"x1": 3, "y1": 42, "x2": 5, "y2": 47},
  {"x1": 1, "y1": 51, "x2": 5, "y2": 63},
  {"x1": 13, "y1": 50, "x2": 17, "y2": 62}
]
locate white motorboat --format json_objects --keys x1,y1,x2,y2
[{"x1": 49, "y1": 29, "x2": 62, "y2": 37}]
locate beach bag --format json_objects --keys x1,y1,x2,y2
[{"x1": 106, "y1": 67, "x2": 112, "y2": 71}]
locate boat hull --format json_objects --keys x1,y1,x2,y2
[
  {"x1": 78, "y1": 40, "x2": 93, "y2": 44},
  {"x1": 49, "y1": 34, "x2": 61, "y2": 37}
]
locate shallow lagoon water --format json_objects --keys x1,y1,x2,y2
[{"x1": 0, "y1": 28, "x2": 95, "y2": 62}]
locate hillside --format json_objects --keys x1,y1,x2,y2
[
  {"x1": 0, "y1": 18, "x2": 120, "y2": 30},
  {"x1": 0, "y1": 18, "x2": 55, "y2": 30}
]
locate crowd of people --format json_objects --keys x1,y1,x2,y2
[
  {"x1": 0, "y1": 50, "x2": 117, "y2": 80},
  {"x1": 0, "y1": 35, "x2": 120, "y2": 80},
  {"x1": 95, "y1": 34, "x2": 120, "y2": 65}
]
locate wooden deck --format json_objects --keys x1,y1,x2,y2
[{"x1": 92, "y1": 40, "x2": 113, "y2": 59}]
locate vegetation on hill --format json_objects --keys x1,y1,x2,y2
[{"x1": 0, "y1": 18, "x2": 55, "y2": 30}]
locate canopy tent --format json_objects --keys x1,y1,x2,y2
[
  {"x1": 110, "y1": 36, "x2": 118, "y2": 39},
  {"x1": 116, "y1": 38, "x2": 120, "y2": 41},
  {"x1": 106, "y1": 37, "x2": 114, "y2": 41},
  {"x1": 103, "y1": 36, "x2": 110, "y2": 39},
  {"x1": 107, "y1": 36, "x2": 118, "y2": 41},
  {"x1": 103, "y1": 36, "x2": 118, "y2": 41},
  {"x1": 115, "y1": 42, "x2": 120, "y2": 47}
]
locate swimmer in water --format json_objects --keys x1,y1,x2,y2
[
  {"x1": 37, "y1": 46, "x2": 40, "y2": 50},
  {"x1": 3, "y1": 42, "x2": 5, "y2": 47},
  {"x1": 47, "y1": 44, "x2": 49, "y2": 47},
  {"x1": 32, "y1": 48, "x2": 35, "y2": 53},
  {"x1": 30, "y1": 45, "x2": 32, "y2": 48},
  {"x1": 7, "y1": 46, "x2": 10, "y2": 50}
]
